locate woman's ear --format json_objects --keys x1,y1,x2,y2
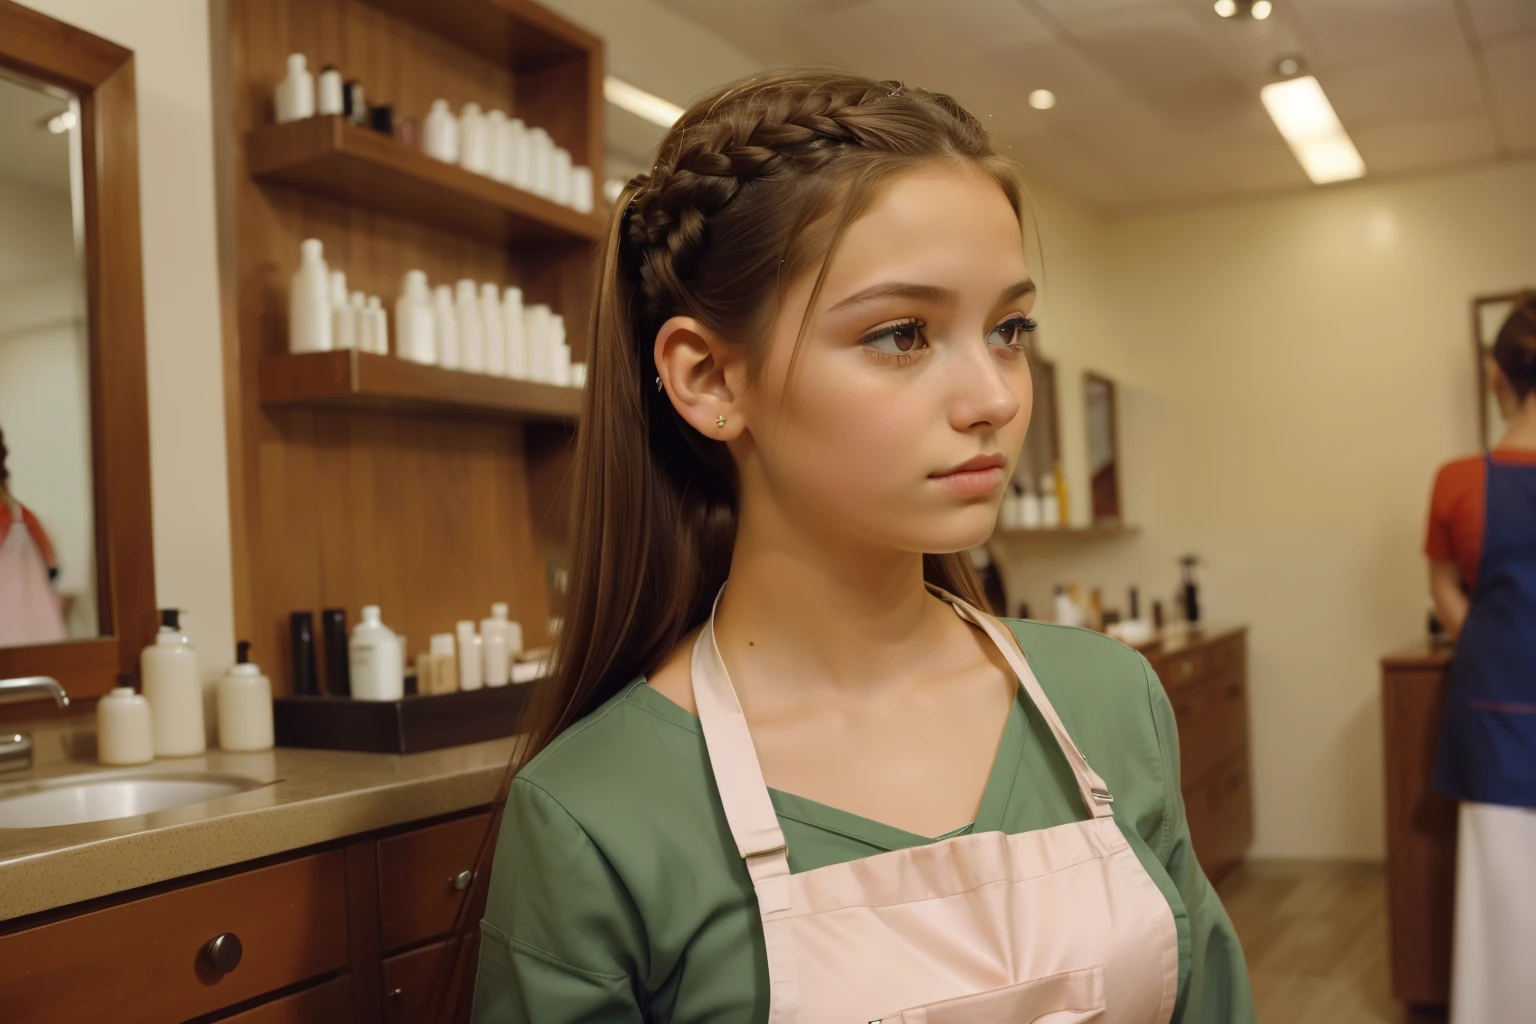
[{"x1": 654, "y1": 316, "x2": 748, "y2": 439}]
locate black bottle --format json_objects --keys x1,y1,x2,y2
[
  {"x1": 290, "y1": 611, "x2": 319, "y2": 696},
  {"x1": 321, "y1": 608, "x2": 350, "y2": 696}
]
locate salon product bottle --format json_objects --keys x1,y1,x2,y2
[
  {"x1": 329, "y1": 272, "x2": 355, "y2": 350},
  {"x1": 455, "y1": 621, "x2": 484, "y2": 691},
  {"x1": 433, "y1": 284, "x2": 461, "y2": 370},
  {"x1": 459, "y1": 102, "x2": 489, "y2": 175},
  {"x1": 428, "y1": 633, "x2": 458, "y2": 695},
  {"x1": 350, "y1": 606, "x2": 404, "y2": 701},
  {"x1": 347, "y1": 292, "x2": 367, "y2": 352},
  {"x1": 527, "y1": 127, "x2": 555, "y2": 198},
  {"x1": 1129, "y1": 587, "x2": 1141, "y2": 622},
  {"x1": 571, "y1": 363, "x2": 587, "y2": 389},
  {"x1": 1040, "y1": 473, "x2": 1060, "y2": 528},
  {"x1": 141, "y1": 608, "x2": 206, "y2": 757},
  {"x1": 343, "y1": 80, "x2": 367, "y2": 126},
  {"x1": 368, "y1": 104, "x2": 393, "y2": 135},
  {"x1": 550, "y1": 314, "x2": 572, "y2": 386},
  {"x1": 289, "y1": 239, "x2": 332, "y2": 353},
  {"x1": 481, "y1": 603, "x2": 511, "y2": 687},
  {"x1": 571, "y1": 166, "x2": 595, "y2": 214},
  {"x1": 365, "y1": 295, "x2": 388, "y2": 354},
  {"x1": 218, "y1": 642, "x2": 274, "y2": 752},
  {"x1": 481, "y1": 283, "x2": 506, "y2": 376},
  {"x1": 290, "y1": 611, "x2": 319, "y2": 696},
  {"x1": 1053, "y1": 586, "x2": 1082, "y2": 628},
  {"x1": 998, "y1": 483, "x2": 1020, "y2": 529},
  {"x1": 274, "y1": 53, "x2": 315, "y2": 124},
  {"x1": 1020, "y1": 480, "x2": 1043, "y2": 528},
  {"x1": 487, "y1": 109, "x2": 511, "y2": 183},
  {"x1": 456, "y1": 279, "x2": 486, "y2": 373},
  {"x1": 509, "y1": 118, "x2": 533, "y2": 190},
  {"x1": 321, "y1": 608, "x2": 350, "y2": 696},
  {"x1": 503, "y1": 287, "x2": 528, "y2": 379},
  {"x1": 524, "y1": 303, "x2": 553, "y2": 382},
  {"x1": 396, "y1": 271, "x2": 437, "y2": 364},
  {"x1": 1054, "y1": 461, "x2": 1070, "y2": 528},
  {"x1": 317, "y1": 65, "x2": 343, "y2": 117},
  {"x1": 423, "y1": 99, "x2": 459, "y2": 163},
  {"x1": 1179, "y1": 555, "x2": 1202, "y2": 627},
  {"x1": 551, "y1": 147, "x2": 574, "y2": 206},
  {"x1": 97, "y1": 676, "x2": 153, "y2": 766}
]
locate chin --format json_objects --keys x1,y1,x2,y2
[{"x1": 908, "y1": 506, "x2": 1000, "y2": 555}]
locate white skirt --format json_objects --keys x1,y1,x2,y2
[{"x1": 1451, "y1": 801, "x2": 1536, "y2": 1024}]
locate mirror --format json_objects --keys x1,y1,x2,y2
[
  {"x1": 0, "y1": 68, "x2": 94, "y2": 649},
  {"x1": 1474, "y1": 292, "x2": 1533, "y2": 448},
  {"x1": 1012, "y1": 357, "x2": 1060, "y2": 496},
  {"x1": 1084, "y1": 372, "x2": 1122, "y2": 524}
]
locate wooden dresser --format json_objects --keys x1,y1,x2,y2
[
  {"x1": 1380, "y1": 641, "x2": 1456, "y2": 1009},
  {"x1": 1144, "y1": 627, "x2": 1253, "y2": 884}
]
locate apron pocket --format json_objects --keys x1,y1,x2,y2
[{"x1": 881, "y1": 963, "x2": 1106, "y2": 1023}]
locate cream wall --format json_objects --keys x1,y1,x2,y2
[
  {"x1": 23, "y1": 0, "x2": 234, "y2": 682},
  {"x1": 1004, "y1": 158, "x2": 1536, "y2": 861}
]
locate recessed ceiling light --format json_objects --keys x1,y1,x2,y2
[
  {"x1": 603, "y1": 76, "x2": 683, "y2": 129},
  {"x1": 1253, "y1": 0, "x2": 1273, "y2": 19},
  {"x1": 44, "y1": 109, "x2": 76, "y2": 134},
  {"x1": 1214, "y1": 0, "x2": 1237, "y2": 17},
  {"x1": 1276, "y1": 57, "x2": 1301, "y2": 77},
  {"x1": 1028, "y1": 89, "x2": 1056, "y2": 110},
  {"x1": 1260, "y1": 76, "x2": 1365, "y2": 185}
]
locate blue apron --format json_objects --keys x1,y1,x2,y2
[{"x1": 1434, "y1": 453, "x2": 1536, "y2": 808}]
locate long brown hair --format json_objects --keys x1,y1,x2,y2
[
  {"x1": 522, "y1": 68, "x2": 1028, "y2": 769},
  {"x1": 1494, "y1": 293, "x2": 1536, "y2": 399}
]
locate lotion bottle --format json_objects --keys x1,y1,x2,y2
[
  {"x1": 459, "y1": 102, "x2": 489, "y2": 175},
  {"x1": 481, "y1": 602, "x2": 510, "y2": 687},
  {"x1": 97, "y1": 678, "x2": 154, "y2": 766},
  {"x1": 330, "y1": 273, "x2": 356, "y2": 350},
  {"x1": 218, "y1": 641, "x2": 274, "y2": 752},
  {"x1": 140, "y1": 608, "x2": 206, "y2": 757},
  {"x1": 365, "y1": 295, "x2": 388, "y2": 354},
  {"x1": 317, "y1": 65, "x2": 343, "y2": 117},
  {"x1": 456, "y1": 279, "x2": 485, "y2": 372},
  {"x1": 551, "y1": 147, "x2": 573, "y2": 206},
  {"x1": 487, "y1": 109, "x2": 511, "y2": 182},
  {"x1": 433, "y1": 284, "x2": 461, "y2": 370},
  {"x1": 423, "y1": 99, "x2": 459, "y2": 163},
  {"x1": 1020, "y1": 479, "x2": 1043, "y2": 528},
  {"x1": 481, "y1": 283, "x2": 506, "y2": 376},
  {"x1": 524, "y1": 303, "x2": 552, "y2": 382},
  {"x1": 290, "y1": 239, "x2": 332, "y2": 353},
  {"x1": 274, "y1": 53, "x2": 315, "y2": 124},
  {"x1": 396, "y1": 270, "x2": 437, "y2": 364},
  {"x1": 428, "y1": 633, "x2": 457, "y2": 695},
  {"x1": 527, "y1": 127, "x2": 554, "y2": 198},
  {"x1": 509, "y1": 118, "x2": 533, "y2": 190},
  {"x1": 349, "y1": 606, "x2": 404, "y2": 701},
  {"x1": 1040, "y1": 473, "x2": 1061, "y2": 528},
  {"x1": 456, "y1": 621, "x2": 483, "y2": 691},
  {"x1": 570, "y1": 166, "x2": 595, "y2": 214},
  {"x1": 550, "y1": 314, "x2": 572, "y2": 386},
  {"x1": 503, "y1": 287, "x2": 528, "y2": 379}
]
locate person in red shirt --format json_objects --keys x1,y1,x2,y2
[
  {"x1": 0, "y1": 422, "x2": 67, "y2": 647},
  {"x1": 1423, "y1": 293, "x2": 1536, "y2": 1023}
]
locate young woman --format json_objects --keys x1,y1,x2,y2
[
  {"x1": 473, "y1": 70, "x2": 1254, "y2": 1023},
  {"x1": 0, "y1": 422, "x2": 67, "y2": 647},
  {"x1": 1427, "y1": 294, "x2": 1536, "y2": 1023}
]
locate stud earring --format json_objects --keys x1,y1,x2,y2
[
  {"x1": 716, "y1": 414, "x2": 727, "y2": 429},
  {"x1": 655, "y1": 375, "x2": 663, "y2": 392}
]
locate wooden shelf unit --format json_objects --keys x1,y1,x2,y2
[
  {"x1": 993, "y1": 524, "x2": 1141, "y2": 540},
  {"x1": 217, "y1": 0, "x2": 601, "y2": 694},
  {"x1": 248, "y1": 117, "x2": 604, "y2": 247},
  {"x1": 260, "y1": 350, "x2": 581, "y2": 421}
]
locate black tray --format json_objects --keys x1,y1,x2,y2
[{"x1": 273, "y1": 682, "x2": 541, "y2": 754}]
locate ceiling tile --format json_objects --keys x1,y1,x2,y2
[
  {"x1": 1323, "y1": 50, "x2": 1485, "y2": 124},
  {"x1": 1462, "y1": 0, "x2": 1536, "y2": 40},
  {"x1": 1482, "y1": 33, "x2": 1536, "y2": 153},
  {"x1": 1348, "y1": 112, "x2": 1501, "y2": 174},
  {"x1": 1286, "y1": 0, "x2": 1467, "y2": 70},
  {"x1": 1000, "y1": 126, "x2": 1148, "y2": 210}
]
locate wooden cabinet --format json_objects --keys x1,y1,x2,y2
[
  {"x1": 1146, "y1": 628, "x2": 1252, "y2": 883},
  {"x1": 0, "y1": 808, "x2": 494, "y2": 1024},
  {"x1": 1380, "y1": 644, "x2": 1457, "y2": 1008}
]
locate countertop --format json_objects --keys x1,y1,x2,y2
[
  {"x1": 0, "y1": 729, "x2": 515, "y2": 923},
  {"x1": 1382, "y1": 640, "x2": 1454, "y2": 670}
]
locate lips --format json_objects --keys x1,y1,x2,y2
[{"x1": 932, "y1": 453, "x2": 1007, "y2": 478}]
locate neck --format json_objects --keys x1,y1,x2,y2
[
  {"x1": 1498, "y1": 395, "x2": 1536, "y2": 449},
  {"x1": 714, "y1": 495, "x2": 951, "y2": 700}
]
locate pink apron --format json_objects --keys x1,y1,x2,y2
[
  {"x1": 691, "y1": 584, "x2": 1180, "y2": 1023},
  {"x1": 0, "y1": 500, "x2": 67, "y2": 648}
]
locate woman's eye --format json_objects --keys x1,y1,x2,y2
[
  {"x1": 988, "y1": 315, "x2": 1038, "y2": 348},
  {"x1": 861, "y1": 319, "x2": 928, "y2": 355}
]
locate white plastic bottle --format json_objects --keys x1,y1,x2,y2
[
  {"x1": 459, "y1": 102, "x2": 489, "y2": 175},
  {"x1": 551, "y1": 147, "x2": 573, "y2": 206},
  {"x1": 330, "y1": 272, "x2": 356, "y2": 350},
  {"x1": 217, "y1": 641, "x2": 274, "y2": 752},
  {"x1": 1020, "y1": 481, "x2": 1043, "y2": 528},
  {"x1": 289, "y1": 239, "x2": 332, "y2": 353},
  {"x1": 365, "y1": 295, "x2": 388, "y2": 354},
  {"x1": 317, "y1": 65, "x2": 343, "y2": 117},
  {"x1": 423, "y1": 99, "x2": 459, "y2": 163},
  {"x1": 433, "y1": 284, "x2": 461, "y2": 370},
  {"x1": 97, "y1": 682, "x2": 154, "y2": 766},
  {"x1": 528, "y1": 128, "x2": 556, "y2": 198},
  {"x1": 396, "y1": 271, "x2": 436, "y2": 364},
  {"x1": 1053, "y1": 586, "x2": 1083, "y2": 627},
  {"x1": 487, "y1": 109, "x2": 511, "y2": 183},
  {"x1": 1040, "y1": 473, "x2": 1061, "y2": 528},
  {"x1": 570, "y1": 166, "x2": 595, "y2": 215},
  {"x1": 550, "y1": 314, "x2": 572, "y2": 386},
  {"x1": 524, "y1": 304, "x2": 552, "y2": 382},
  {"x1": 998, "y1": 484, "x2": 1020, "y2": 529},
  {"x1": 140, "y1": 609, "x2": 206, "y2": 757},
  {"x1": 503, "y1": 287, "x2": 528, "y2": 379},
  {"x1": 481, "y1": 602, "x2": 510, "y2": 687},
  {"x1": 509, "y1": 118, "x2": 533, "y2": 190},
  {"x1": 349, "y1": 606, "x2": 404, "y2": 701},
  {"x1": 456, "y1": 279, "x2": 485, "y2": 373},
  {"x1": 455, "y1": 620, "x2": 483, "y2": 691},
  {"x1": 273, "y1": 53, "x2": 315, "y2": 124},
  {"x1": 428, "y1": 632, "x2": 457, "y2": 695},
  {"x1": 480, "y1": 283, "x2": 506, "y2": 377},
  {"x1": 348, "y1": 292, "x2": 367, "y2": 352}
]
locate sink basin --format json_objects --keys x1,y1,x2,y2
[{"x1": 0, "y1": 771, "x2": 264, "y2": 829}]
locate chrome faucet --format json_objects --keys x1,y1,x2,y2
[{"x1": 0, "y1": 676, "x2": 70, "y2": 774}]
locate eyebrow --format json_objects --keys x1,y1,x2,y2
[{"x1": 826, "y1": 278, "x2": 1036, "y2": 313}]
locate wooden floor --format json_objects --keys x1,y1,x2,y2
[{"x1": 1220, "y1": 864, "x2": 1446, "y2": 1024}]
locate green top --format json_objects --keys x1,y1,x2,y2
[{"x1": 473, "y1": 620, "x2": 1256, "y2": 1023}]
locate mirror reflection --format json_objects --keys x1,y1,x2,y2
[
  {"x1": 1085, "y1": 373, "x2": 1121, "y2": 524},
  {"x1": 1476, "y1": 293, "x2": 1533, "y2": 448},
  {"x1": 0, "y1": 67, "x2": 94, "y2": 648}
]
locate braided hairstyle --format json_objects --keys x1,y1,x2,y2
[
  {"x1": 1493, "y1": 293, "x2": 1536, "y2": 402},
  {"x1": 520, "y1": 68, "x2": 1027, "y2": 767}
]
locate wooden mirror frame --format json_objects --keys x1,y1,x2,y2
[
  {"x1": 0, "y1": 1, "x2": 154, "y2": 703},
  {"x1": 1472, "y1": 290, "x2": 1533, "y2": 449}
]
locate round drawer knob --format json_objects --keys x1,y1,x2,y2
[
  {"x1": 204, "y1": 932, "x2": 244, "y2": 973},
  {"x1": 452, "y1": 869, "x2": 474, "y2": 892}
]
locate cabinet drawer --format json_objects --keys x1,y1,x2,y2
[
  {"x1": 383, "y1": 933, "x2": 479, "y2": 1024},
  {"x1": 1207, "y1": 633, "x2": 1246, "y2": 677},
  {"x1": 1169, "y1": 671, "x2": 1248, "y2": 788},
  {"x1": 0, "y1": 851, "x2": 348, "y2": 1024},
  {"x1": 378, "y1": 812, "x2": 492, "y2": 952},
  {"x1": 1185, "y1": 748, "x2": 1253, "y2": 881},
  {"x1": 1156, "y1": 649, "x2": 1208, "y2": 692},
  {"x1": 221, "y1": 975, "x2": 352, "y2": 1023}
]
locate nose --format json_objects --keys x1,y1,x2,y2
[{"x1": 944, "y1": 339, "x2": 1025, "y2": 434}]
